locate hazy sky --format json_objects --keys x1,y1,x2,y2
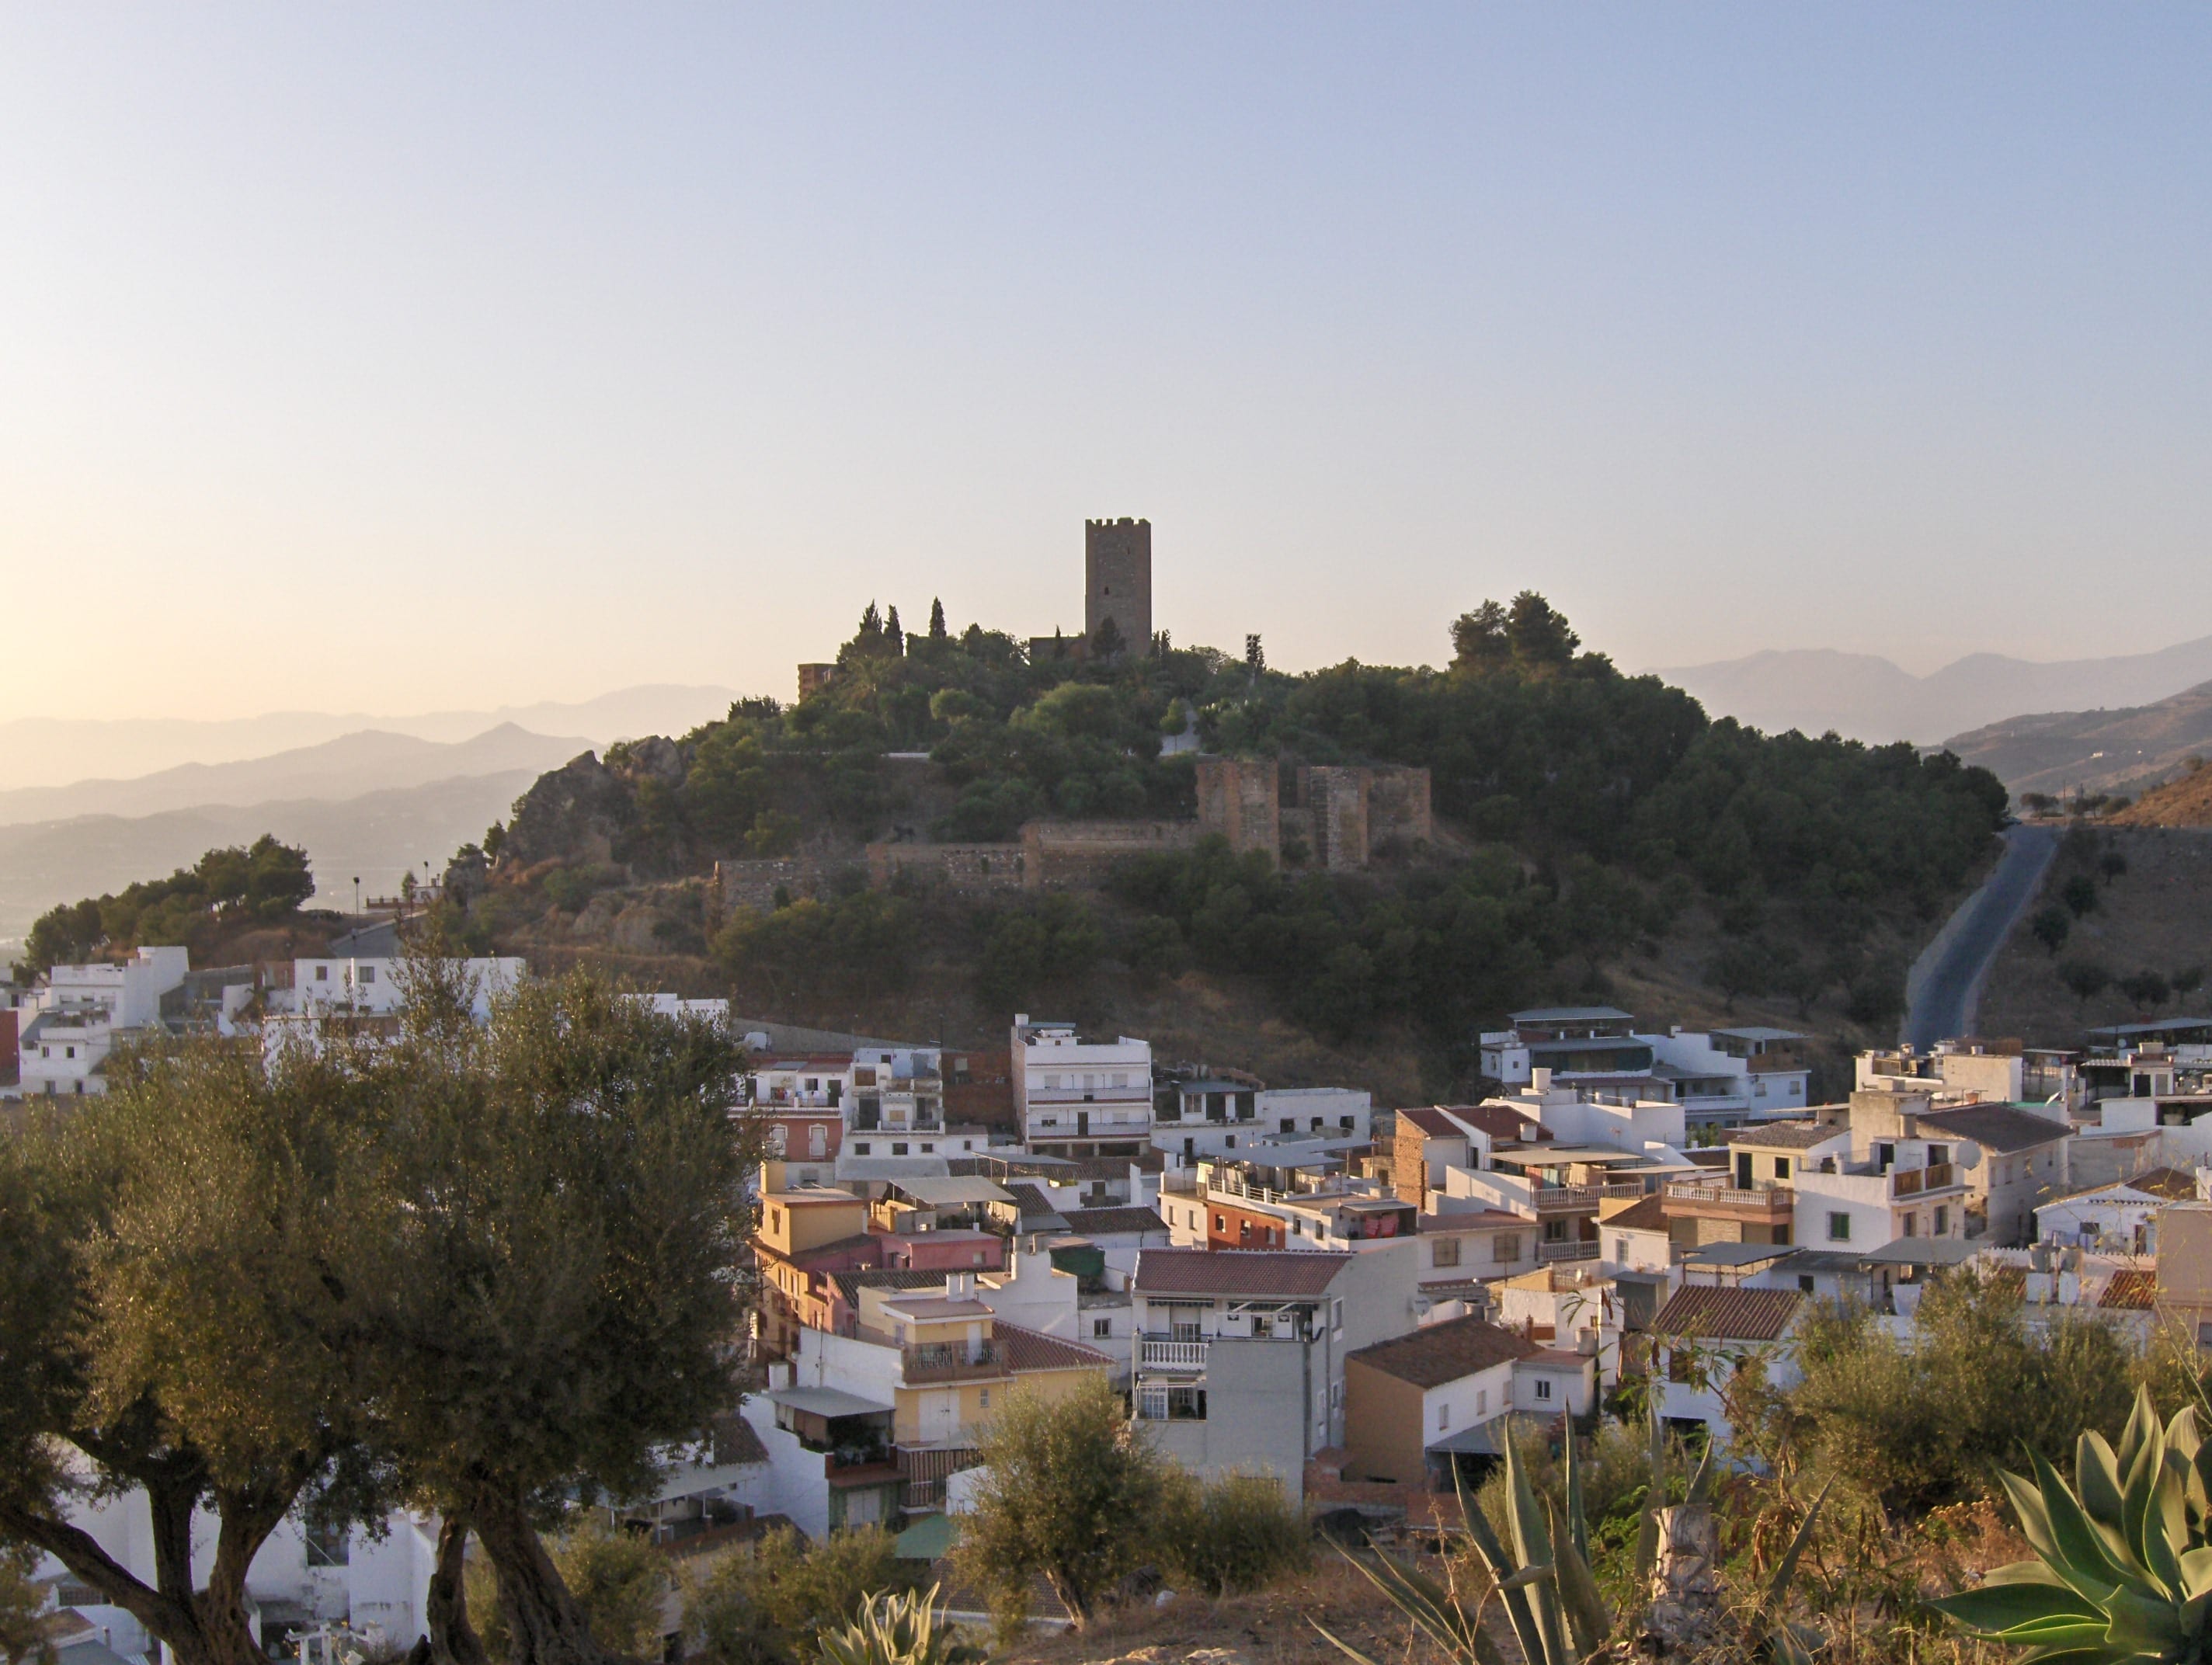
[{"x1": 6, "y1": 6, "x2": 2211, "y2": 720}]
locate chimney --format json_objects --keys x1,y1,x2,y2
[{"x1": 1532, "y1": 1067, "x2": 1553, "y2": 1093}]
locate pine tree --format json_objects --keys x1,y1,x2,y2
[
  {"x1": 885, "y1": 606, "x2": 905, "y2": 654},
  {"x1": 928, "y1": 597, "x2": 947, "y2": 639}
]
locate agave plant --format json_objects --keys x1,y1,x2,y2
[
  {"x1": 1933, "y1": 1386, "x2": 2212, "y2": 1665},
  {"x1": 1315, "y1": 1402, "x2": 1826, "y2": 1665},
  {"x1": 814, "y1": 1584, "x2": 988, "y2": 1665}
]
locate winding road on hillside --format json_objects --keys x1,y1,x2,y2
[{"x1": 1901, "y1": 823, "x2": 2059, "y2": 1050}]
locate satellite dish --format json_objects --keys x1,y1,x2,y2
[{"x1": 1958, "y1": 1144, "x2": 1983, "y2": 1170}]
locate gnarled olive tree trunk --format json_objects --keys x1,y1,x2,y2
[{"x1": 464, "y1": 1482, "x2": 635, "y2": 1665}]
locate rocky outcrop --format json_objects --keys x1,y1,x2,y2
[{"x1": 497, "y1": 753, "x2": 637, "y2": 868}]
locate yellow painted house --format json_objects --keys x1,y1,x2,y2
[{"x1": 850, "y1": 1276, "x2": 1111, "y2": 1450}]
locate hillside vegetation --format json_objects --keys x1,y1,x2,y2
[
  {"x1": 2113, "y1": 756, "x2": 2212, "y2": 826},
  {"x1": 420, "y1": 596, "x2": 2007, "y2": 1083}
]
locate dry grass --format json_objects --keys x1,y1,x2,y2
[
  {"x1": 992, "y1": 1554, "x2": 1458, "y2": 1665},
  {"x1": 1978, "y1": 827, "x2": 2212, "y2": 1043}
]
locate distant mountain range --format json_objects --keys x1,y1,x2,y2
[
  {"x1": 0, "y1": 684, "x2": 739, "y2": 792},
  {"x1": 1943, "y1": 679, "x2": 2212, "y2": 799},
  {"x1": 0, "y1": 725, "x2": 586, "y2": 827},
  {"x1": 0, "y1": 770, "x2": 543, "y2": 946},
  {"x1": 1657, "y1": 636, "x2": 2212, "y2": 746}
]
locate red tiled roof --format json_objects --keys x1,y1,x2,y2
[
  {"x1": 1399, "y1": 1107, "x2": 1472, "y2": 1138},
  {"x1": 2127, "y1": 1167, "x2": 2201, "y2": 1202},
  {"x1": 2101, "y1": 1268, "x2": 2158, "y2": 1310},
  {"x1": 996, "y1": 1322, "x2": 1115, "y2": 1372},
  {"x1": 1347, "y1": 1316, "x2": 1537, "y2": 1388},
  {"x1": 1059, "y1": 1206, "x2": 1168, "y2": 1236},
  {"x1": 1652, "y1": 1285, "x2": 1803, "y2": 1342},
  {"x1": 1604, "y1": 1193, "x2": 1669, "y2": 1232},
  {"x1": 1417, "y1": 1104, "x2": 1553, "y2": 1142},
  {"x1": 1420, "y1": 1209, "x2": 1530, "y2": 1230},
  {"x1": 1133, "y1": 1247, "x2": 1352, "y2": 1297}
]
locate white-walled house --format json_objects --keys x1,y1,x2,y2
[
  {"x1": 1341, "y1": 1316, "x2": 1540, "y2": 1485},
  {"x1": 16, "y1": 947, "x2": 192, "y2": 1097},
  {"x1": 1649, "y1": 1284, "x2": 1805, "y2": 1448},
  {"x1": 2036, "y1": 1167, "x2": 2206, "y2": 1253},
  {"x1": 273, "y1": 954, "x2": 525, "y2": 1020},
  {"x1": 29, "y1": 1478, "x2": 441, "y2": 1660},
  {"x1": 1010, "y1": 1016, "x2": 1153, "y2": 1158}
]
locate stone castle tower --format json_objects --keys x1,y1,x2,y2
[{"x1": 1084, "y1": 517, "x2": 1152, "y2": 656}]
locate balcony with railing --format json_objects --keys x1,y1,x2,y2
[
  {"x1": 1892, "y1": 1162, "x2": 1957, "y2": 1197},
  {"x1": 1536, "y1": 1240, "x2": 1602, "y2": 1264},
  {"x1": 1663, "y1": 1180, "x2": 1796, "y2": 1218},
  {"x1": 1137, "y1": 1336, "x2": 1210, "y2": 1371},
  {"x1": 1532, "y1": 1184, "x2": 1599, "y2": 1211},
  {"x1": 901, "y1": 1340, "x2": 1003, "y2": 1384}
]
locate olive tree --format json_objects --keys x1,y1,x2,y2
[
  {"x1": 0, "y1": 1039, "x2": 387, "y2": 1665},
  {"x1": 953, "y1": 1375, "x2": 1177, "y2": 1630},
  {"x1": 359, "y1": 963, "x2": 757, "y2": 1665}
]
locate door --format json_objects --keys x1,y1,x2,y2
[
  {"x1": 1077, "y1": 1111, "x2": 1090, "y2": 1136},
  {"x1": 1735, "y1": 1152, "x2": 1753, "y2": 1189},
  {"x1": 923, "y1": 1392, "x2": 957, "y2": 1444}
]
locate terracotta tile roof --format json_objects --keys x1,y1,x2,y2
[
  {"x1": 1059, "y1": 1206, "x2": 1167, "y2": 1236},
  {"x1": 2129, "y1": 1167, "x2": 2202, "y2": 1201},
  {"x1": 1399, "y1": 1107, "x2": 1473, "y2": 1138},
  {"x1": 1421, "y1": 1209, "x2": 1531, "y2": 1230},
  {"x1": 1443, "y1": 1104, "x2": 1555, "y2": 1142},
  {"x1": 1004, "y1": 1182, "x2": 1063, "y2": 1218},
  {"x1": 1727, "y1": 1121, "x2": 1838, "y2": 1149},
  {"x1": 1915, "y1": 1104, "x2": 2073, "y2": 1153},
  {"x1": 826, "y1": 1267, "x2": 951, "y2": 1306},
  {"x1": 708, "y1": 1411, "x2": 770, "y2": 1467},
  {"x1": 1133, "y1": 1247, "x2": 1352, "y2": 1298},
  {"x1": 996, "y1": 1322, "x2": 1115, "y2": 1373},
  {"x1": 1604, "y1": 1193, "x2": 1670, "y2": 1232},
  {"x1": 2101, "y1": 1268, "x2": 2158, "y2": 1310},
  {"x1": 1652, "y1": 1285, "x2": 1803, "y2": 1342},
  {"x1": 1347, "y1": 1315, "x2": 1539, "y2": 1388}
]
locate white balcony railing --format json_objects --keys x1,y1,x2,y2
[
  {"x1": 1537, "y1": 1241, "x2": 1601, "y2": 1264},
  {"x1": 1138, "y1": 1337, "x2": 1210, "y2": 1369}
]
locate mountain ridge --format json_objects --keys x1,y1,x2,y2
[
  {"x1": 0, "y1": 683, "x2": 742, "y2": 791},
  {"x1": 1657, "y1": 634, "x2": 2212, "y2": 744},
  {"x1": 1942, "y1": 677, "x2": 2212, "y2": 798},
  {"x1": 0, "y1": 770, "x2": 544, "y2": 945},
  {"x1": 0, "y1": 724, "x2": 590, "y2": 828}
]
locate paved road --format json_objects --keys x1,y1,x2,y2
[{"x1": 1901, "y1": 823, "x2": 2059, "y2": 1050}]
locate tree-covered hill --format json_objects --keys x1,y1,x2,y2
[{"x1": 436, "y1": 593, "x2": 2005, "y2": 1072}]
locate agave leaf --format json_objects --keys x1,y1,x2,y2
[
  {"x1": 2121, "y1": 1412, "x2": 2167, "y2": 1577},
  {"x1": 2080, "y1": 1432, "x2": 2127, "y2": 1529},
  {"x1": 2179, "y1": 1545, "x2": 2212, "y2": 1600},
  {"x1": 1462, "y1": 1485, "x2": 1549, "y2": 1665},
  {"x1": 1686, "y1": 1436, "x2": 1717, "y2": 1508},
  {"x1": 1504, "y1": 1437, "x2": 1570, "y2": 1665},
  {"x1": 1931, "y1": 1582, "x2": 2107, "y2": 1632},
  {"x1": 1988, "y1": 1559, "x2": 2083, "y2": 1590},
  {"x1": 2170, "y1": 1406, "x2": 2203, "y2": 1465},
  {"x1": 2007, "y1": 1617, "x2": 2131, "y2": 1646},
  {"x1": 1635, "y1": 1398, "x2": 1667, "y2": 1590},
  {"x1": 1563, "y1": 1427, "x2": 1591, "y2": 1566},
  {"x1": 1547, "y1": 1499, "x2": 1612, "y2": 1660},
  {"x1": 2012, "y1": 1649, "x2": 2132, "y2": 1665},
  {"x1": 1497, "y1": 1563, "x2": 1556, "y2": 1593},
  {"x1": 1335, "y1": 1545, "x2": 1487, "y2": 1659},
  {"x1": 2030, "y1": 1448, "x2": 2136, "y2": 1593},
  {"x1": 2120, "y1": 1385, "x2": 2158, "y2": 1474},
  {"x1": 1764, "y1": 1477, "x2": 1834, "y2": 1618},
  {"x1": 1309, "y1": 1618, "x2": 1389, "y2": 1665},
  {"x1": 2100, "y1": 1584, "x2": 2187, "y2": 1656}
]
